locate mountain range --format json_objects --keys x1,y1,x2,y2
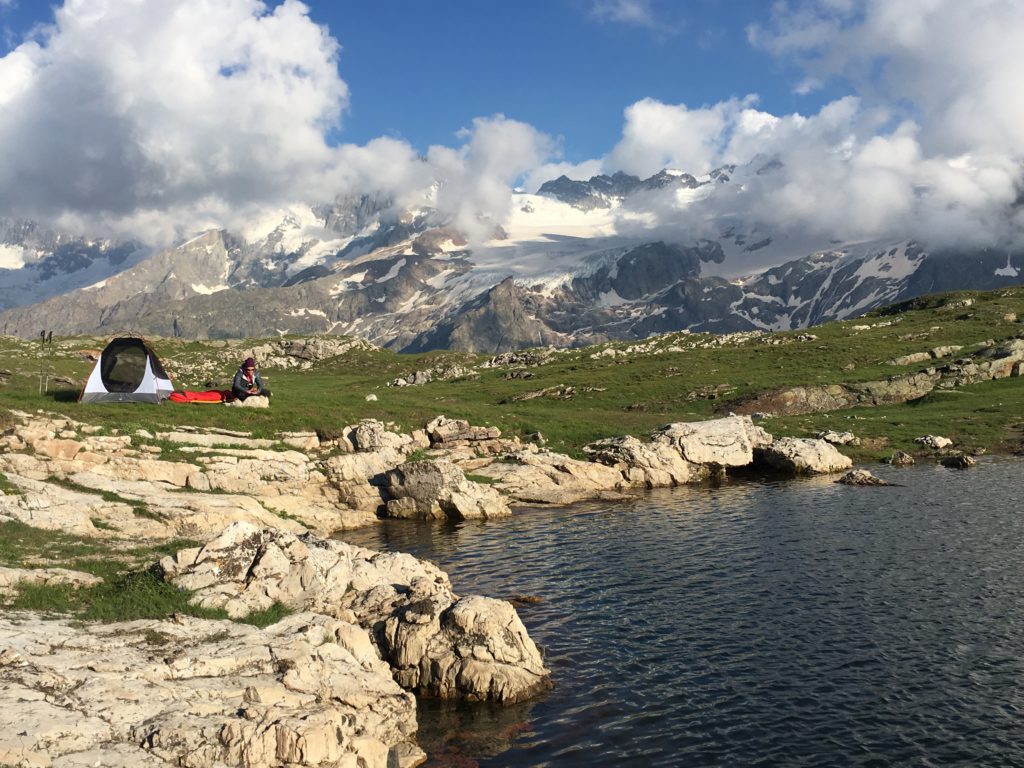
[{"x1": 0, "y1": 164, "x2": 1021, "y2": 352}]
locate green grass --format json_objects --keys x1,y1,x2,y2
[
  {"x1": 237, "y1": 601, "x2": 292, "y2": 628},
  {"x1": 0, "y1": 520, "x2": 294, "y2": 625},
  {"x1": 0, "y1": 519, "x2": 198, "y2": 579},
  {"x1": 78, "y1": 570, "x2": 229, "y2": 623},
  {"x1": 0, "y1": 471, "x2": 24, "y2": 496}
]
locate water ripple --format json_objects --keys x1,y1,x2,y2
[{"x1": 338, "y1": 457, "x2": 1024, "y2": 766}]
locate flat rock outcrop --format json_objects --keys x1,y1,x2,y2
[
  {"x1": 473, "y1": 450, "x2": 630, "y2": 505},
  {"x1": 0, "y1": 612, "x2": 424, "y2": 768},
  {"x1": 0, "y1": 565, "x2": 102, "y2": 593},
  {"x1": 756, "y1": 437, "x2": 854, "y2": 475},
  {"x1": 0, "y1": 412, "x2": 378, "y2": 539},
  {"x1": 723, "y1": 336, "x2": 1024, "y2": 417},
  {"x1": 157, "y1": 522, "x2": 550, "y2": 705},
  {"x1": 583, "y1": 415, "x2": 773, "y2": 487}
]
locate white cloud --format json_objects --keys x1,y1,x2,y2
[
  {"x1": 1, "y1": 0, "x2": 1021, "y2": 260},
  {"x1": 0, "y1": 0, "x2": 570, "y2": 248},
  {"x1": 749, "y1": 0, "x2": 1024, "y2": 158},
  {"x1": 428, "y1": 115, "x2": 555, "y2": 243},
  {"x1": 590, "y1": 0, "x2": 657, "y2": 28},
  {"x1": 0, "y1": 0, "x2": 350, "y2": 240},
  {"x1": 601, "y1": 0, "x2": 1024, "y2": 252},
  {"x1": 607, "y1": 97, "x2": 756, "y2": 178}
]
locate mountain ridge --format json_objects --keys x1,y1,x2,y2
[{"x1": 1, "y1": 166, "x2": 1021, "y2": 351}]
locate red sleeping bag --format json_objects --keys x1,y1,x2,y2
[{"x1": 168, "y1": 390, "x2": 232, "y2": 403}]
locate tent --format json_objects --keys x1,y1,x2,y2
[{"x1": 79, "y1": 337, "x2": 174, "y2": 404}]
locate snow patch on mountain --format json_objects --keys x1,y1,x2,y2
[
  {"x1": 0, "y1": 245, "x2": 26, "y2": 270},
  {"x1": 995, "y1": 254, "x2": 1020, "y2": 278},
  {"x1": 191, "y1": 283, "x2": 230, "y2": 295}
]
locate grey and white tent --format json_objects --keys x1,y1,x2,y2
[{"x1": 79, "y1": 337, "x2": 174, "y2": 404}]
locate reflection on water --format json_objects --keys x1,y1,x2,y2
[{"x1": 338, "y1": 457, "x2": 1024, "y2": 767}]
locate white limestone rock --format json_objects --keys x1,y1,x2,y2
[
  {"x1": 159, "y1": 523, "x2": 551, "y2": 704},
  {"x1": 655, "y1": 415, "x2": 774, "y2": 468},
  {"x1": 583, "y1": 435, "x2": 699, "y2": 487},
  {"x1": 815, "y1": 430, "x2": 861, "y2": 446},
  {"x1": 914, "y1": 434, "x2": 954, "y2": 449},
  {"x1": 0, "y1": 612, "x2": 423, "y2": 768},
  {"x1": 224, "y1": 395, "x2": 270, "y2": 408},
  {"x1": 0, "y1": 565, "x2": 102, "y2": 592},
  {"x1": 472, "y1": 450, "x2": 629, "y2": 505}
]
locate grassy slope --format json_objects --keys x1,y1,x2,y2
[{"x1": 0, "y1": 286, "x2": 1021, "y2": 461}]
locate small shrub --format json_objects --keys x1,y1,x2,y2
[
  {"x1": 0, "y1": 472, "x2": 23, "y2": 496},
  {"x1": 238, "y1": 601, "x2": 292, "y2": 629},
  {"x1": 81, "y1": 570, "x2": 228, "y2": 623},
  {"x1": 10, "y1": 582, "x2": 77, "y2": 614},
  {"x1": 142, "y1": 629, "x2": 172, "y2": 646}
]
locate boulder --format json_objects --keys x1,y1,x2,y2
[
  {"x1": 322, "y1": 448, "x2": 405, "y2": 515},
  {"x1": 351, "y1": 420, "x2": 415, "y2": 453},
  {"x1": 158, "y1": 523, "x2": 551, "y2": 705},
  {"x1": 655, "y1": 415, "x2": 773, "y2": 468},
  {"x1": 426, "y1": 415, "x2": 501, "y2": 446},
  {"x1": 756, "y1": 437, "x2": 853, "y2": 475},
  {"x1": 384, "y1": 460, "x2": 511, "y2": 520},
  {"x1": 915, "y1": 435, "x2": 953, "y2": 450},
  {"x1": 815, "y1": 430, "x2": 861, "y2": 446}
]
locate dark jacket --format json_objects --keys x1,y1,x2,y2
[{"x1": 232, "y1": 367, "x2": 266, "y2": 398}]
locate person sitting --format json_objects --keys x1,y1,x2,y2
[{"x1": 231, "y1": 357, "x2": 271, "y2": 400}]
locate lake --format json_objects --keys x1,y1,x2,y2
[{"x1": 339, "y1": 457, "x2": 1024, "y2": 767}]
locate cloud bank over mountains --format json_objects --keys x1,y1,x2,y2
[{"x1": 0, "y1": 0, "x2": 1020, "y2": 254}]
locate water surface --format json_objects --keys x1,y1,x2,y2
[{"x1": 340, "y1": 458, "x2": 1024, "y2": 766}]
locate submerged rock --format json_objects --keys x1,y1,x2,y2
[
  {"x1": 836, "y1": 469, "x2": 891, "y2": 486},
  {"x1": 756, "y1": 437, "x2": 854, "y2": 475},
  {"x1": 882, "y1": 450, "x2": 916, "y2": 466},
  {"x1": 941, "y1": 454, "x2": 977, "y2": 469}
]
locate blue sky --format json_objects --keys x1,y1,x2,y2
[
  {"x1": 0, "y1": 0, "x2": 1020, "y2": 249},
  {"x1": 300, "y1": 0, "x2": 829, "y2": 161}
]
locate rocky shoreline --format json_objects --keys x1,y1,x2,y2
[{"x1": 0, "y1": 406, "x2": 960, "y2": 766}]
